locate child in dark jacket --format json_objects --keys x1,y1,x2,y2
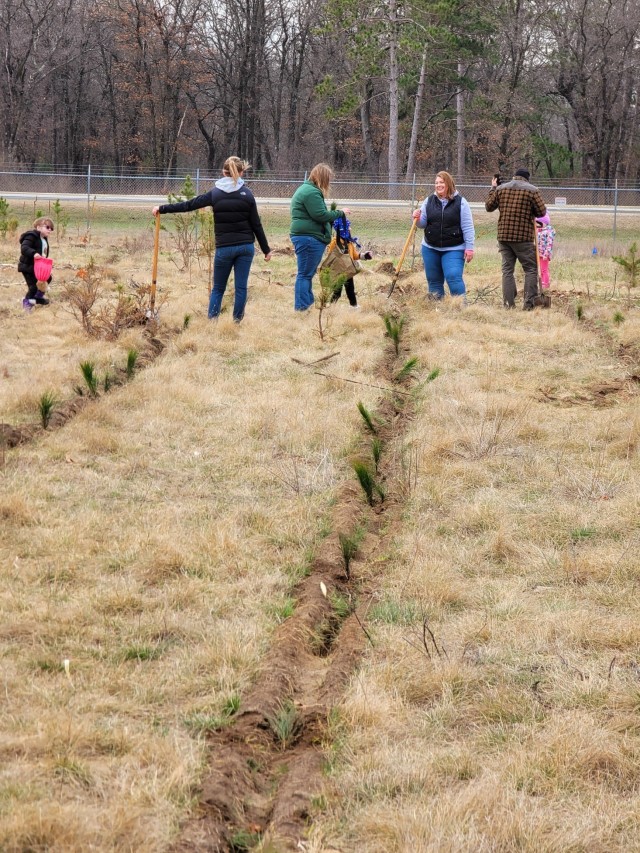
[
  {"x1": 327, "y1": 215, "x2": 373, "y2": 308},
  {"x1": 18, "y1": 217, "x2": 53, "y2": 311}
]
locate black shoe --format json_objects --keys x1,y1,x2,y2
[{"x1": 523, "y1": 303, "x2": 534, "y2": 311}]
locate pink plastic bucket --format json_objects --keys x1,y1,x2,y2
[{"x1": 34, "y1": 257, "x2": 53, "y2": 282}]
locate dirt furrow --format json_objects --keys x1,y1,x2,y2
[
  {"x1": 0, "y1": 331, "x2": 169, "y2": 450},
  {"x1": 172, "y1": 315, "x2": 416, "y2": 852}
]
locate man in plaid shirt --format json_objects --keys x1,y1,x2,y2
[{"x1": 486, "y1": 168, "x2": 547, "y2": 310}]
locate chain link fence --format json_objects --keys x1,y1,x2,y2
[{"x1": 1, "y1": 165, "x2": 638, "y2": 255}]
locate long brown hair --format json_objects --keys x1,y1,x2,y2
[
  {"x1": 223, "y1": 156, "x2": 250, "y2": 185},
  {"x1": 435, "y1": 170, "x2": 456, "y2": 200},
  {"x1": 308, "y1": 163, "x2": 334, "y2": 196}
]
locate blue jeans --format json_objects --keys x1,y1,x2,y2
[
  {"x1": 421, "y1": 245, "x2": 466, "y2": 299},
  {"x1": 291, "y1": 235, "x2": 326, "y2": 311},
  {"x1": 209, "y1": 243, "x2": 255, "y2": 321}
]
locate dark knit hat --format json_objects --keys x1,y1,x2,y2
[{"x1": 515, "y1": 168, "x2": 530, "y2": 180}]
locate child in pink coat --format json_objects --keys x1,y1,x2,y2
[{"x1": 535, "y1": 213, "x2": 555, "y2": 289}]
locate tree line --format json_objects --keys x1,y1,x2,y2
[{"x1": 2, "y1": 0, "x2": 639, "y2": 181}]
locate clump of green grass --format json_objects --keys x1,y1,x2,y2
[
  {"x1": 79, "y1": 360, "x2": 99, "y2": 396},
  {"x1": 229, "y1": 828, "x2": 261, "y2": 852},
  {"x1": 126, "y1": 348, "x2": 138, "y2": 378},
  {"x1": 270, "y1": 596, "x2": 296, "y2": 623},
  {"x1": 120, "y1": 644, "x2": 162, "y2": 662},
  {"x1": 330, "y1": 590, "x2": 352, "y2": 618},
  {"x1": 185, "y1": 693, "x2": 241, "y2": 735},
  {"x1": 53, "y1": 757, "x2": 92, "y2": 788},
  {"x1": 570, "y1": 527, "x2": 597, "y2": 542},
  {"x1": 38, "y1": 390, "x2": 57, "y2": 429},
  {"x1": 370, "y1": 598, "x2": 420, "y2": 625}
]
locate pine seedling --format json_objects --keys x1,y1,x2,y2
[
  {"x1": 183, "y1": 313, "x2": 191, "y2": 329},
  {"x1": 357, "y1": 400, "x2": 378, "y2": 434},
  {"x1": 352, "y1": 460, "x2": 376, "y2": 506},
  {"x1": 372, "y1": 436, "x2": 382, "y2": 472},
  {"x1": 267, "y1": 699, "x2": 299, "y2": 749},
  {"x1": 427, "y1": 367, "x2": 441, "y2": 382},
  {"x1": 79, "y1": 361, "x2": 99, "y2": 396},
  {"x1": 576, "y1": 303, "x2": 584, "y2": 321},
  {"x1": 338, "y1": 532, "x2": 358, "y2": 579},
  {"x1": 38, "y1": 390, "x2": 57, "y2": 429},
  {"x1": 383, "y1": 313, "x2": 404, "y2": 355},
  {"x1": 103, "y1": 371, "x2": 113, "y2": 392},
  {"x1": 613, "y1": 311, "x2": 625, "y2": 325},
  {"x1": 395, "y1": 356, "x2": 418, "y2": 381},
  {"x1": 612, "y1": 242, "x2": 640, "y2": 305},
  {"x1": 52, "y1": 199, "x2": 69, "y2": 238},
  {"x1": 126, "y1": 349, "x2": 138, "y2": 378},
  {"x1": 0, "y1": 197, "x2": 9, "y2": 238}
]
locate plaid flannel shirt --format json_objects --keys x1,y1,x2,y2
[{"x1": 485, "y1": 179, "x2": 546, "y2": 243}]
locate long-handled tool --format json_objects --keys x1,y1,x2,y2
[
  {"x1": 388, "y1": 219, "x2": 418, "y2": 298},
  {"x1": 150, "y1": 212, "x2": 161, "y2": 315}
]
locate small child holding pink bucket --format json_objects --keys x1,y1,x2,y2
[
  {"x1": 18, "y1": 216, "x2": 54, "y2": 311},
  {"x1": 535, "y1": 213, "x2": 555, "y2": 289}
]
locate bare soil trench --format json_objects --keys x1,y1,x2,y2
[
  {"x1": 173, "y1": 313, "x2": 417, "y2": 852},
  {"x1": 0, "y1": 329, "x2": 170, "y2": 450}
]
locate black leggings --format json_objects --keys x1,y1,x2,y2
[
  {"x1": 330, "y1": 277, "x2": 357, "y2": 306},
  {"x1": 22, "y1": 271, "x2": 49, "y2": 302}
]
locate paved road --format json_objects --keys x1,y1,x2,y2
[{"x1": 2, "y1": 190, "x2": 640, "y2": 215}]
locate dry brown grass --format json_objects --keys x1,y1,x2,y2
[
  {"x1": 311, "y1": 271, "x2": 640, "y2": 851},
  {"x1": 0, "y1": 215, "x2": 392, "y2": 850},
  {"x1": 2, "y1": 210, "x2": 640, "y2": 850}
]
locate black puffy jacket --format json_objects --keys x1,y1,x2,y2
[
  {"x1": 18, "y1": 229, "x2": 49, "y2": 274},
  {"x1": 159, "y1": 184, "x2": 270, "y2": 254}
]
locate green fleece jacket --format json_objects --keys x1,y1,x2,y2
[{"x1": 289, "y1": 180, "x2": 345, "y2": 244}]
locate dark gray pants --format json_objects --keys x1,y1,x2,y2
[{"x1": 498, "y1": 241, "x2": 539, "y2": 308}]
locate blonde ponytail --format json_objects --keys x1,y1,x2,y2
[{"x1": 223, "y1": 156, "x2": 250, "y2": 185}]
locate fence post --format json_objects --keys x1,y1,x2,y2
[
  {"x1": 613, "y1": 177, "x2": 618, "y2": 249},
  {"x1": 196, "y1": 167, "x2": 200, "y2": 195},
  {"x1": 86, "y1": 164, "x2": 91, "y2": 235}
]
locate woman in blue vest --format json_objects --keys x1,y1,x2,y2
[{"x1": 412, "y1": 171, "x2": 475, "y2": 299}]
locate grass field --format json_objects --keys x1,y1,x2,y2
[{"x1": 1, "y1": 205, "x2": 640, "y2": 851}]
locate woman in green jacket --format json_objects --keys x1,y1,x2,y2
[{"x1": 290, "y1": 163, "x2": 349, "y2": 311}]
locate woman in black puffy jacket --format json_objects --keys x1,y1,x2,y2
[{"x1": 153, "y1": 157, "x2": 271, "y2": 323}]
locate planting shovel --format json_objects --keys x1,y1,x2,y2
[
  {"x1": 388, "y1": 219, "x2": 418, "y2": 298},
  {"x1": 149, "y1": 212, "x2": 161, "y2": 315}
]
